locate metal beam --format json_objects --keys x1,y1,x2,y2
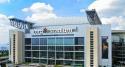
[
  {"x1": 86, "y1": 9, "x2": 102, "y2": 25},
  {"x1": 9, "y1": 18, "x2": 34, "y2": 29}
]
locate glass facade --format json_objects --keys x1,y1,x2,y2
[
  {"x1": 75, "y1": 37, "x2": 84, "y2": 45},
  {"x1": 30, "y1": 37, "x2": 84, "y2": 46},
  {"x1": 32, "y1": 46, "x2": 39, "y2": 50},
  {"x1": 40, "y1": 51, "x2": 47, "y2": 58},
  {"x1": 25, "y1": 38, "x2": 31, "y2": 45},
  {"x1": 32, "y1": 38, "x2": 39, "y2": 45},
  {"x1": 56, "y1": 37, "x2": 63, "y2": 45},
  {"x1": 32, "y1": 51, "x2": 39, "y2": 57},
  {"x1": 48, "y1": 38, "x2": 55, "y2": 45},
  {"x1": 25, "y1": 46, "x2": 31, "y2": 50},
  {"x1": 64, "y1": 37, "x2": 74, "y2": 45},
  {"x1": 25, "y1": 51, "x2": 31, "y2": 57},
  {"x1": 40, "y1": 46, "x2": 47, "y2": 50},
  {"x1": 40, "y1": 38, "x2": 47, "y2": 45},
  {"x1": 25, "y1": 37, "x2": 84, "y2": 67}
]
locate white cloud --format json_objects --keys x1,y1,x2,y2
[
  {"x1": 101, "y1": 16, "x2": 125, "y2": 30},
  {"x1": 0, "y1": 14, "x2": 15, "y2": 44},
  {"x1": 8, "y1": 15, "x2": 15, "y2": 18},
  {"x1": 88, "y1": 0, "x2": 125, "y2": 17},
  {"x1": 22, "y1": 2, "x2": 57, "y2": 22},
  {"x1": 34, "y1": 17, "x2": 88, "y2": 26},
  {"x1": 22, "y1": 2, "x2": 53, "y2": 13},
  {"x1": 0, "y1": 0, "x2": 10, "y2": 4},
  {"x1": 0, "y1": 14, "x2": 10, "y2": 25},
  {"x1": 80, "y1": 9, "x2": 85, "y2": 13},
  {"x1": 85, "y1": 0, "x2": 125, "y2": 30},
  {"x1": 22, "y1": 2, "x2": 87, "y2": 26}
]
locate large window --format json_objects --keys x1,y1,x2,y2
[
  {"x1": 40, "y1": 59, "x2": 47, "y2": 64},
  {"x1": 75, "y1": 61, "x2": 84, "y2": 67},
  {"x1": 25, "y1": 38, "x2": 31, "y2": 45},
  {"x1": 48, "y1": 60, "x2": 55, "y2": 65},
  {"x1": 75, "y1": 46, "x2": 84, "y2": 51},
  {"x1": 48, "y1": 46, "x2": 55, "y2": 51},
  {"x1": 65, "y1": 52, "x2": 73, "y2": 59},
  {"x1": 48, "y1": 38, "x2": 55, "y2": 45},
  {"x1": 32, "y1": 59, "x2": 39, "y2": 63},
  {"x1": 75, "y1": 52, "x2": 84, "y2": 60},
  {"x1": 75, "y1": 37, "x2": 84, "y2": 45},
  {"x1": 48, "y1": 52, "x2": 55, "y2": 59},
  {"x1": 32, "y1": 46, "x2": 39, "y2": 50},
  {"x1": 25, "y1": 51, "x2": 31, "y2": 57},
  {"x1": 64, "y1": 46, "x2": 74, "y2": 51},
  {"x1": 56, "y1": 60, "x2": 63, "y2": 65},
  {"x1": 56, "y1": 52, "x2": 63, "y2": 59},
  {"x1": 40, "y1": 38, "x2": 47, "y2": 45},
  {"x1": 25, "y1": 46, "x2": 31, "y2": 50},
  {"x1": 32, "y1": 38, "x2": 39, "y2": 45},
  {"x1": 40, "y1": 46, "x2": 47, "y2": 50},
  {"x1": 25, "y1": 58, "x2": 31, "y2": 62},
  {"x1": 31, "y1": 37, "x2": 84, "y2": 46},
  {"x1": 64, "y1": 37, "x2": 74, "y2": 45},
  {"x1": 32, "y1": 51, "x2": 39, "y2": 58},
  {"x1": 64, "y1": 60, "x2": 73, "y2": 65},
  {"x1": 56, "y1": 46, "x2": 63, "y2": 51},
  {"x1": 40, "y1": 51, "x2": 47, "y2": 58},
  {"x1": 56, "y1": 37, "x2": 63, "y2": 45}
]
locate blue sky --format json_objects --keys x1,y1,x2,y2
[
  {"x1": 0, "y1": 0, "x2": 94, "y2": 44},
  {"x1": 0, "y1": 0, "x2": 125, "y2": 44},
  {"x1": 0, "y1": 0, "x2": 94, "y2": 19}
]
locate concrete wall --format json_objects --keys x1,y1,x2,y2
[{"x1": 9, "y1": 30, "x2": 24, "y2": 64}]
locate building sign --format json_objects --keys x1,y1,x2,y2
[
  {"x1": 102, "y1": 36, "x2": 108, "y2": 59},
  {"x1": 32, "y1": 27, "x2": 78, "y2": 35}
]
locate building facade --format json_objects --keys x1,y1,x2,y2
[
  {"x1": 9, "y1": 30, "x2": 24, "y2": 64},
  {"x1": 112, "y1": 30, "x2": 125, "y2": 67},
  {"x1": 9, "y1": 23, "x2": 112, "y2": 67}
]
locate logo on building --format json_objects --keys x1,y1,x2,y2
[
  {"x1": 43, "y1": 28, "x2": 48, "y2": 33},
  {"x1": 33, "y1": 27, "x2": 78, "y2": 35}
]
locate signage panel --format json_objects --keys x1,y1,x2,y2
[{"x1": 31, "y1": 27, "x2": 78, "y2": 35}]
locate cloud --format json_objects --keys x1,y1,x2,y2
[
  {"x1": 22, "y1": 2, "x2": 57, "y2": 22},
  {"x1": 88, "y1": 0, "x2": 125, "y2": 17},
  {"x1": 0, "y1": 14, "x2": 10, "y2": 25},
  {"x1": 80, "y1": 9, "x2": 85, "y2": 13},
  {"x1": 22, "y1": 2, "x2": 88, "y2": 26},
  {"x1": 101, "y1": 16, "x2": 125, "y2": 30},
  {"x1": 85, "y1": 0, "x2": 125, "y2": 30},
  {"x1": 22, "y1": 2, "x2": 53, "y2": 13},
  {"x1": 0, "y1": 14, "x2": 15, "y2": 44},
  {"x1": 34, "y1": 17, "x2": 88, "y2": 26},
  {"x1": 0, "y1": 0, "x2": 10, "y2": 4}
]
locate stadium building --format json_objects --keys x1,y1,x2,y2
[
  {"x1": 112, "y1": 30, "x2": 125, "y2": 67},
  {"x1": 9, "y1": 10, "x2": 112, "y2": 67}
]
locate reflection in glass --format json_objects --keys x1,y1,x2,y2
[
  {"x1": 32, "y1": 38, "x2": 39, "y2": 45},
  {"x1": 48, "y1": 38, "x2": 55, "y2": 45},
  {"x1": 40, "y1": 38, "x2": 47, "y2": 45},
  {"x1": 75, "y1": 37, "x2": 84, "y2": 45},
  {"x1": 56, "y1": 37, "x2": 63, "y2": 45},
  {"x1": 64, "y1": 37, "x2": 74, "y2": 45},
  {"x1": 40, "y1": 51, "x2": 47, "y2": 58}
]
